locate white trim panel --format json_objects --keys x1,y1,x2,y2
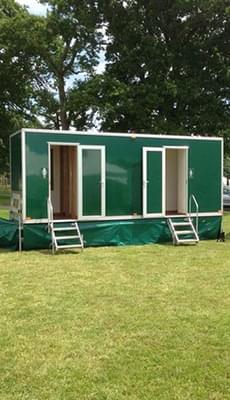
[
  {"x1": 221, "y1": 139, "x2": 224, "y2": 213},
  {"x1": 47, "y1": 141, "x2": 80, "y2": 146},
  {"x1": 23, "y1": 211, "x2": 223, "y2": 224},
  {"x1": 9, "y1": 129, "x2": 22, "y2": 139},
  {"x1": 163, "y1": 146, "x2": 189, "y2": 149},
  {"x1": 21, "y1": 128, "x2": 223, "y2": 142},
  {"x1": 21, "y1": 129, "x2": 26, "y2": 220}
]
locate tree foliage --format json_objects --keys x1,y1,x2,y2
[
  {"x1": 23, "y1": 0, "x2": 102, "y2": 129},
  {"x1": 0, "y1": 0, "x2": 40, "y2": 172},
  {"x1": 98, "y1": 0, "x2": 230, "y2": 136},
  {"x1": 0, "y1": 0, "x2": 230, "y2": 174}
]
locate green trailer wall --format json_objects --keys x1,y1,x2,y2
[
  {"x1": 10, "y1": 132, "x2": 22, "y2": 218},
  {"x1": 10, "y1": 132, "x2": 22, "y2": 193},
  {"x1": 24, "y1": 131, "x2": 222, "y2": 220}
]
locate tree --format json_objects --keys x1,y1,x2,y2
[
  {"x1": 0, "y1": 0, "x2": 39, "y2": 173},
  {"x1": 23, "y1": 0, "x2": 102, "y2": 129},
  {"x1": 0, "y1": 0, "x2": 103, "y2": 172},
  {"x1": 97, "y1": 0, "x2": 230, "y2": 136}
]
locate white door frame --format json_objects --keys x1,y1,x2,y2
[
  {"x1": 164, "y1": 146, "x2": 189, "y2": 215},
  {"x1": 78, "y1": 145, "x2": 106, "y2": 220},
  {"x1": 47, "y1": 142, "x2": 79, "y2": 215},
  {"x1": 143, "y1": 147, "x2": 165, "y2": 217}
]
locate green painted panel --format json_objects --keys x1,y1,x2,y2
[
  {"x1": 10, "y1": 133, "x2": 22, "y2": 192},
  {"x1": 25, "y1": 133, "x2": 49, "y2": 219},
  {"x1": 188, "y1": 141, "x2": 222, "y2": 212},
  {"x1": 82, "y1": 149, "x2": 101, "y2": 216},
  {"x1": 106, "y1": 142, "x2": 141, "y2": 216},
  {"x1": 24, "y1": 131, "x2": 222, "y2": 219},
  {"x1": 147, "y1": 151, "x2": 162, "y2": 214}
]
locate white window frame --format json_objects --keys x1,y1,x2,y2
[
  {"x1": 78, "y1": 145, "x2": 106, "y2": 220},
  {"x1": 143, "y1": 147, "x2": 165, "y2": 218}
]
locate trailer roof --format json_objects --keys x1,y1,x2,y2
[{"x1": 10, "y1": 128, "x2": 223, "y2": 142}]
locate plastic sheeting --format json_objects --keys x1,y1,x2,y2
[
  {"x1": 0, "y1": 218, "x2": 18, "y2": 250},
  {"x1": 22, "y1": 216, "x2": 222, "y2": 250}
]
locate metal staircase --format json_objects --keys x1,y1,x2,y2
[
  {"x1": 47, "y1": 198, "x2": 84, "y2": 253},
  {"x1": 49, "y1": 219, "x2": 84, "y2": 253},
  {"x1": 167, "y1": 216, "x2": 199, "y2": 245},
  {"x1": 167, "y1": 194, "x2": 199, "y2": 245}
]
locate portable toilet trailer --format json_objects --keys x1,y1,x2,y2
[{"x1": 10, "y1": 129, "x2": 223, "y2": 250}]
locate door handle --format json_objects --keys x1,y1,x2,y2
[{"x1": 143, "y1": 180, "x2": 149, "y2": 186}]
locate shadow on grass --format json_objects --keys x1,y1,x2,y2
[{"x1": 37, "y1": 249, "x2": 83, "y2": 256}]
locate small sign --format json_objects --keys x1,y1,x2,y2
[
  {"x1": 189, "y1": 168, "x2": 194, "y2": 179},
  {"x1": 41, "y1": 167, "x2": 48, "y2": 179}
]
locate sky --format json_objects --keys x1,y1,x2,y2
[{"x1": 16, "y1": 0, "x2": 48, "y2": 15}]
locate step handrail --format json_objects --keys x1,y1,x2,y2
[
  {"x1": 189, "y1": 194, "x2": 199, "y2": 233},
  {"x1": 47, "y1": 197, "x2": 54, "y2": 230}
]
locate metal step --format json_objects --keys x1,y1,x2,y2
[
  {"x1": 167, "y1": 216, "x2": 199, "y2": 246},
  {"x1": 53, "y1": 227, "x2": 76, "y2": 231},
  {"x1": 57, "y1": 244, "x2": 83, "y2": 249},
  {"x1": 51, "y1": 219, "x2": 78, "y2": 223},
  {"x1": 177, "y1": 238, "x2": 198, "y2": 243},
  {"x1": 175, "y1": 230, "x2": 193, "y2": 235},
  {"x1": 48, "y1": 200, "x2": 84, "y2": 253},
  {"x1": 172, "y1": 222, "x2": 190, "y2": 226},
  {"x1": 50, "y1": 223, "x2": 84, "y2": 252},
  {"x1": 56, "y1": 235, "x2": 80, "y2": 240}
]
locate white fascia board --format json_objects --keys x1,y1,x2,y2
[
  {"x1": 23, "y1": 211, "x2": 223, "y2": 224},
  {"x1": 221, "y1": 139, "x2": 224, "y2": 213},
  {"x1": 47, "y1": 141, "x2": 80, "y2": 146},
  {"x1": 9, "y1": 129, "x2": 22, "y2": 139},
  {"x1": 22, "y1": 128, "x2": 223, "y2": 142},
  {"x1": 163, "y1": 145, "x2": 189, "y2": 149},
  {"x1": 21, "y1": 129, "x2": 26, "y2": 220}
]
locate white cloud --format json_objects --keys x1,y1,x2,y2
[
  {"x1": 95, "y1": 51, "x2": 106, "y2": 74},
  {"x1": 95, "y1": 60, "x2": 106, "y2": 74},
  {"x1": 16, "y1": 0, "x2": 48, "y2": 15}
]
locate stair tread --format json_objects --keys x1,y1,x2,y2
[
  {"x1": 175, "y1": 230, "x2": 194, "y2": 235},
  {"x1": 57, "y1": 244, "x2": 83, "y2": 249},
  {"x1": 167, "y1": 216, "x2": 199, "y2": 246},
  {"x1": 172, "y1": 222, "x2": 191, "y2": 226},
  {"x1": 54, "y1": 227, "x2": 76, "y2": 231},
  {"x1": 56, "y1": 235, "x2": 80, "y2": 240},
  {"x1": 51, "y1": 219, "x2": 78, "y2": 223},
  {"x1": 177, "y1": 238, "x2": 198, "y2": 243}
]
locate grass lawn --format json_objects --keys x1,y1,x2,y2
[
  {"x1": 0, "y1": 186, "x2": 10, "y2": 207},
  {"x1": 0, "y1": 208, "x2": 9, "y2": 219},
  {"x1": 0, "y1": 186, "x2": 10, "y2": 219},
  {"x1": 0, "y1": 215, "x2": 230, "y2": 399}
]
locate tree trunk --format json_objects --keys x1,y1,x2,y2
[{"x1": 57, "y1": 74, "x2": 69, "y2": 130}]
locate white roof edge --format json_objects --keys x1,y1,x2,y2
[
  {"x1": 9, "y1": 129, "x2": 22, "y2": 139},
  {"x1": 22, "y1": 128, "x2": 223, "y2": 141}
]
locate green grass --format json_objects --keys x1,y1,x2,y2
[
  {"x1": 0, "y1": 186, "x2": 10, "y2": 207},
  {"x1": 0, "y1": 215, "x2": 230, "y2": 399},
  {"x1": 0, "y1": 208, "x2": 9, "y2": 219},
  {"x1": 0, "y1": 186, "x2": 10, "y2": 219}
]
